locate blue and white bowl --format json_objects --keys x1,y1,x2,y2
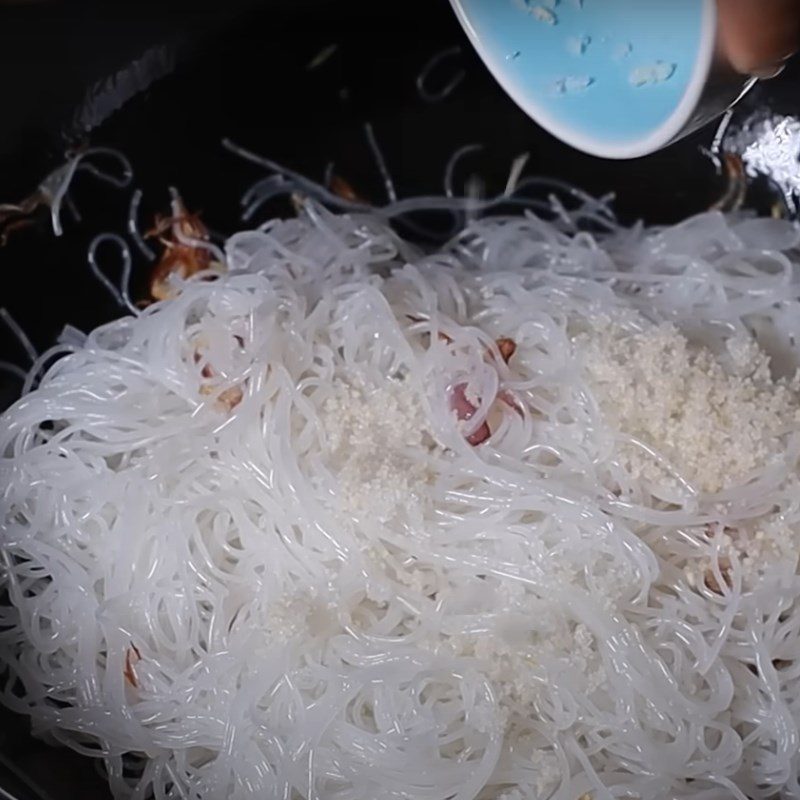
[{"x1": 450, "y1": 0, "x2": 756, "y2": 159}]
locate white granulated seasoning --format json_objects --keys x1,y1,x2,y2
[
  {"x1": 724, "y1": 113, "x2": 800, "y2": 207},
  {"x1": 629, "y1": 61, "x2": 676, "y2": 87},
  {"x1": 321, "y1": 377, "x2": 433, "y2": 518},
  {"x1": 580, "y1": 320, "x2": 800, "y2": 494},
  {"x1": 531, "y1": 5, "x2": 558, "y2": 25}
]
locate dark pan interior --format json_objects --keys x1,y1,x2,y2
[{"x1": 0, "y1": 1, "x2": 799, "y2": 797}]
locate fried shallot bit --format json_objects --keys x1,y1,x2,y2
[
  {"x1": 450, "y1": 383, "x2": 491, "y2": 446},
  {"x1": 328, "y1": 174, "x2": 367, "y2": 204},
  {"x1": 704, "y1": 556, "x2": 733, "y2": 595},
  {"x1": 123, "y1": 643, "x2": 142, "y2": 688},
  {"x1": 494, "y1": 337, "x2": 517, "y2": 364},
  {"x1": 0, "y1": 195, "x2": 42, "y2": 244},
  {"x1": 193, "y1": 338, "x2": 245, "y2": 412},
  {"x1": 147, "y1": 193, "x2": 215, "y2": 301},
  {"x1": 200, "y1": 383, "x2": 245, "y2": 412},
  {"x1": 490, "y1": 339, "x2": 523, "y2": 416},
  {"x1": 710, "y1": 152, "x2": 747, "y2": 213},
  {"x1": 0, "y1": 216, "x2": 37, "y2": 246},
  {"x1": 407, "y1": 318, "x2": 522, "y2": 444}
]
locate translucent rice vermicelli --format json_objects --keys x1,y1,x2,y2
[{"x1": 3, "y1": 199, "x2": 800, "y2": 800}]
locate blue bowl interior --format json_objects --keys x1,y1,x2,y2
[{"x1": 455, "y1": 0, "x2": 708, "y2": 150}]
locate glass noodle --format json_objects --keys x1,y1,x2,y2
[{"x1": 2, "y1": 194, "x2": 800, "y2": 800}]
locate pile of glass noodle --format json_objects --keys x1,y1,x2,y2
[{"x1": 3, "y1": 181, "x2": 800, "y2": 800}]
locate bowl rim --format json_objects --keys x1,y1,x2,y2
[{"x1": 449, "y1": 0, "x2": 718, "y2": 160}]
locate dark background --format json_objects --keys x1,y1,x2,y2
[{"x1": 0, "y1": 0, "x2": 798, "y2": 796}]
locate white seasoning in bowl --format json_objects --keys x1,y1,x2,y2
[{"x1": 629, "y1": 61, "x2": 677, "y2": 87}]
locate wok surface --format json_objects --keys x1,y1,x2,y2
[{"x1": 0, "y1": 1, "x2": 798, "y2": 796}]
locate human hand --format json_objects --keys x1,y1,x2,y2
[{"x1": 718, "y1": 0, "x2": 800, "y2": 78}]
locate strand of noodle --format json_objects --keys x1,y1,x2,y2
[
  {"x1": 45, "y1": 148, "x2": 133, "y2": 237},
  {"x1": 416, "y1": 46, "x2": 466, "y2": 103},
  {"x1": 87, "y1": 234, "x2": 138, "y2": 316},
  {"x1": 128, "y1": 189, "x2": 156, "y2": 261},
  {"x1": 565, "y1": 737, "x2": 616, "y2": 800},
  {"x1": 444, "y1": 144, "x2": 484, "y2": 199},
  {"x1": 64, "y1": 193, "x2": 82, "y2": 223},
  {"x1": 46, "y1": 156, "x2": 81, "y2": 237},
  {"x1": 504, "y1": 153, "x2": 530, "y2": 197},
  {"x1": 363, "y1": 122, "x2": 397, "y2": 204},
  {"x1": 620, "y1": 434, "x2": 700, "y2": 498},
  {"x1": 0, "y1": 308, "x2": 37, "y2": 363},
  {"x1": 242, "y1": 176, "x2": 290, "y2": 222},
  {"x1": 697, "y1": 549, "x2": 742, "y2": 675},
  {"x1": 704, "y1": 775, "x2": 750, "y2": 800},
  {"x1": 224, "y1": 139, "x2": 370, "y2": 213},
  {"x1": 224, "y1": 139, "x2": 586, "y2": 231},
  {"x1": 166, "y1": 187, "x2": 227, "y2": 265},
  {"x1": 75, "y1": 147, "x2": 134, "y2": 189}
]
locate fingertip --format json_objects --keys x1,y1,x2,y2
[
  {"x1": 750, "y1": 63, "x2": 786, "y2": 80},
  {"x1": 716, "y1": 0, "x2": 799, "y2": 77}
]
